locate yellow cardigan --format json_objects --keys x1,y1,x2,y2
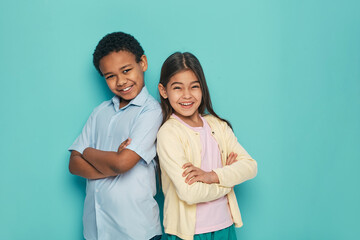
[{"x1": 157, "y1": 115, "x2": 257, "y2": 240}]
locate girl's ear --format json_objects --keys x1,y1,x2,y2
[{"x1": 158, "y1": 83, "x2": 168, "y2": 99}]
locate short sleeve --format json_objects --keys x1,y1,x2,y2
[
  {"x1": 126, "y1": 104, "x2": 162, "y2": 164},
  {"x1": 68, "y1": 110, "x2": 96, "y2": 154}
]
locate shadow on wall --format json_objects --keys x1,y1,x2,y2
[
  {"x1": 68, "y1": 173, "x2": 86, "y2": 239},
  {"x1": 90, "y1": 69, "x2": 114, "y2": 101}
]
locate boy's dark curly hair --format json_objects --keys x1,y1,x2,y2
[{"x1": 93, "y1": 32, "x2": 144, "y2": 75}]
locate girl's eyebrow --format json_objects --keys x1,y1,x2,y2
[
  {"x1": 170, "y1": 80, "x2": 199, "y2": 86},
  {"x1": 170, "y1": 81, "x2": 183, "y2": 86}
]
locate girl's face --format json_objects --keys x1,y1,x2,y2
[{"x1": 159, "y1": 70, "x2": 202, "y2": 123}]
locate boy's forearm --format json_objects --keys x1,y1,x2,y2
[
  {"x1": 83, "y1": 147, "x2": 140, "y2": 175},
  {"x1": 69, "y1": 151, "x2": 113, "y2": 179}
]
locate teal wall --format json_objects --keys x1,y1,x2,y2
[{"x1": 1, "y1": 0, "x2": 359, "y2": 239}]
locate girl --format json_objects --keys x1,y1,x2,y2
[{"x1": 157, "y1": 52, "x2": 257, "y2": 240}]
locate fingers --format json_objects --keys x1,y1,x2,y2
[
  {"x1": 188, "y1": 175, "x2": 200, "y2": 185},
  {"x1": 182, "y1": 163, "x2": 211, "y2": 184},
  {"x1": 182, "y1": 163, "x2": 202, "y2": 184},
  {"x1": 117, "y1": 138, "x2": 132, "y2": 152},
  {"x1": 182, "y1": 164, "x2": 196, "y2": 177},
  {"x1": 185, "y1": 169, "x2": 202, "y2": 183},
  {"x1": 123, "y1": 138, "x2": 131, "y2": 146},
  {"x1": 226, "y1": 152, "x2": 238, "y2": 165},
  {"x1": 187, "y1": 171, "x2": 212, "y2": 185},
  {"x1": 182, "y1": 162, "x2": 193, "y2": 169}
]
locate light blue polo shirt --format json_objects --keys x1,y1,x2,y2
[{"x1": 69, "y1": 86, "x2": 162, "y2": 240}]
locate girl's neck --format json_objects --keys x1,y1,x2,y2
[{"x1": 173, "y1": 112, "x2": 203, "y2": 128}]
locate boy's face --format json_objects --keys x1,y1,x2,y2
[{"x1": 99, "y1": 51, "x2": 147, "y2": 108}]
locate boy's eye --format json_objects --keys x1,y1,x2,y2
[
  {"x1": 173, "y1": 86, "x2": 181, "y2": 90},
  {"x1": 105, "y1": 75, "x2": 115, "y2": 80},
  {"x1": 123, "y1": 69, "x2": 132, "y2": 74}
]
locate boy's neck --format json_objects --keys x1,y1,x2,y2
[{"x1": 119, "y1": 99, "x2": 130, "y2": 108}]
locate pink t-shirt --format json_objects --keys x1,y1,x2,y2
[{"x1": 172, "y1": 114, "x2": 233, "y2": 234}]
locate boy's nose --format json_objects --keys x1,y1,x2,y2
[{"x1": 116, "y1": 77, "x2": 127, "y2": 86}]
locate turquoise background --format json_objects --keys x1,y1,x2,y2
[{"x1": 1, "y1": 0, "x2": 359, "y2": 239}]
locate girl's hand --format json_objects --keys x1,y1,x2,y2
[
  {"x1": 226, "y1": 152, "x2": 238, "y2": 165},
  {"x1": 182, "y1": 163, "x2": 219, "y2": 185},
  {"x1": 117, "y1": 138, "x2": 131, "y2": 153}
]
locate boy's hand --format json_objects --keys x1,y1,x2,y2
[
  {"x1": 226, "y1": 152, "x2": 238, "y2": 165},
  {"x1": 182, "y1": 163, "x2": 219, "y2": 185},
  {"x1": 117, "y1": 138, "x2": 131, "y2": 153}
]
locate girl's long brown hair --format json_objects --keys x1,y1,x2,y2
[{"x1": 159, "y1": 52, "x2": 232, "y2": 128}]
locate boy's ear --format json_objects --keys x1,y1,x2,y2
[
  {"x1": 139, "y1": 55, "x2": 148, "y2": 72},
  {"x1": 158, "y1": 83, "x2": 168, "y2": 99}
]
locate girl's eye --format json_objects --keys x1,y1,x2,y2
[{"x1": 192, "y1": 85, "x2": 200, "y2": 88}]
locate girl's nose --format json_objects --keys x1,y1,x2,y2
[{"x1": 183, "y1": 88, "x2": 191, "y2": 98}]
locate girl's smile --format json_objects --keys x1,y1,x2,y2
[{"x1": 179, "y1": 102, "x2": 194, "y2": 108}]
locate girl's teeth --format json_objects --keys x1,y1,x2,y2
[{"x1": 181, "y1": 103, "x2": 192, "y2": 106}]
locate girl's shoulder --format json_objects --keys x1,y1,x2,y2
[
  {"x1": 203, "y1": 114, "x2": 228, "y2": 128},
  {"x1": 157, "y1": 117, "x2": 186, "y2": 136},
  {"x1": 203, "y1": 114, "x2": 218, "y2": 122}
]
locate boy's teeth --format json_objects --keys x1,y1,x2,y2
[{"x1": 122, "y1": 86, "x2": 131, "y2": 91}]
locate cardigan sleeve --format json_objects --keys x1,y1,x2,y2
[
  {"x1": 157, "y1": 126, "x2": 231, "y2": 205},
  {"x1": 212, "y1": 122, "x2": 257, "y2": 188}
]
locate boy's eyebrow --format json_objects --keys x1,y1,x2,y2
[
  {"x1": 170, "y1": 80, "x2": 200, "y2": 86},
  {"x1": 119, "y1": 64, "x2": 132, "y2": 70}
]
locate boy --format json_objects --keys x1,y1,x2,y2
[{"x1": 68, "y1": 32, "x2": 162, "y2": 240}]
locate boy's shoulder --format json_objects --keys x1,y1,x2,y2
[
  {"x1": 142, "y1": 91, "x2": 161, "y2": 111},
  {"x1": 86, "y1": 100, "x2": 112, "y2": 118},
  {"x1": 91, "y1": 99, "x2": 112, "y2": 113},
  {"x1": 128, "y1": 86, "x2": 161, "y2": 113}
]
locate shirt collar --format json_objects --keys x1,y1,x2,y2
[{"x1": 111, "y1": 86, "x2": 149, "y2": 111}]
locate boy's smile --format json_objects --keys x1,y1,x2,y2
[{"x1": 99, "y1": 50, "x2": 147, "y2": 108}]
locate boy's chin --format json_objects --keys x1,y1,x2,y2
[{"x1": 117, "y1": 95, "x2": 132, "y2": 101}]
